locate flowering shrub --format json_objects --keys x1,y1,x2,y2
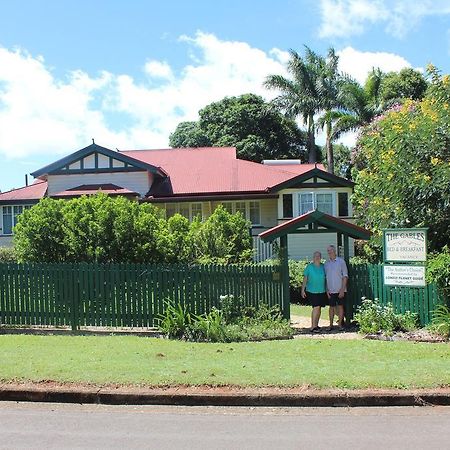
[
  {"x1": 354, "y1": 298, "x2": 418, "y2": 336},
  {"x1": 352, "y1": 65, "x2": 450, "y2": 255}
]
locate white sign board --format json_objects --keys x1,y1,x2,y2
[
  {"x1": 383, "y1": 229, "x2": 427, "y2": 262},
  {"x1": 383, "y1": 265, "x2": 426, "y2": 287}
]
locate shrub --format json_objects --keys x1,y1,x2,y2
[
  {"x1": 0, "y1": 247, "x2": 17, "y2": 263},
  {"x1": 157, "y1": 301, "x2": 193, "y2": 339},
  {"x1": 193, "y1": 205, "x2": 253, "y2": 264},
  {"x1": 13, "y1": 195, "x2": 253, "y2": 264},
  {"x1": 157, "y1": 298, "x2": 292, "y2": 342},
  {"x1": 427, "y1": 246, "x2": 450, "y2": 302},
  {"x1": 429, "y1": 305, "x2": 450, "y2": 338},
  {"x1": 354, "y1": 298, "x2": 418, "y2": 336}
]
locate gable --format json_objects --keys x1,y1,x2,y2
[
  {"x1": 31, "y1": 143, "x2": 167, "y2": 178},
  {"x1": 269, "y1": 168, "x2": 354, "y2": 191}
]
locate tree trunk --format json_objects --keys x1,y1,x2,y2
[
  {"x1": 326, "y1": 120, "x2": 334, "y2": 174},
  {"x1": 307, "y1": 113, "x2": 316, "y2": 163}
]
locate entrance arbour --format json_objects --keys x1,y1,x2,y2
[{"x1": 258, "y1": 210, "x2": 372, "y2": 320}]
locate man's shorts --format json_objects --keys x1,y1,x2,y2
[
  {"x1": 307, "y1": 292, "x2": 328, "y2": 308},
  {"x1": 329, "y1": 292, "x2": 345, "y2": 307}
]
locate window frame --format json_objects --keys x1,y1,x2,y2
[
  {"x1": 220, "y1": 201, "x2": 262, "y2": 226},
  {"x1": 1, "y1": 204, "x2": 33, "y2": 236}
]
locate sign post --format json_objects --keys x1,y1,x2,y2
[{"x1": 382, "y1": 228, "x2": 427, "y2": 288}]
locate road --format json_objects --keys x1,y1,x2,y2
[{"x1": 0, "y1": 402, "x2": 449, "y2": 449}]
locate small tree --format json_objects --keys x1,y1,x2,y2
[
  {"x1": 352, "y1": 65, "x2": 450, "y2": 256},
  {"x1": 193, "y1": 205, "x2": 253, "y2": 264}
]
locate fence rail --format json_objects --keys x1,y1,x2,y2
[
  {"x1": 347, "y1": 264, "x2": 443, "y2": 326},
  {"x1": 0, "y1": 263, "x2": 284, "y2": 330}
]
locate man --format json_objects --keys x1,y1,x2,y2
[{"x1": 324, "y1": 245, "x2": 348, "y2": 331}]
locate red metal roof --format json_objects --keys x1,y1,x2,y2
[
  {"x1": 0, "y1": 180, "x2": 47, "y2": 202},
  {"x1": 51, "y1": 184, "x2": 138, "y2": 198},
  {"x1": 121, "y1": 147, "x2": 320, "y2": 196}
]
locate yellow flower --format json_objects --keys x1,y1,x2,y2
[{"x1": 431, "y1": 157, "x2": 441, "y2": 166}]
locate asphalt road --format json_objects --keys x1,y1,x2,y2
[{"x1": 1, "y1": 402, "x2": 449, "y2": 450}]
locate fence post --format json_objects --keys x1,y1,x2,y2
[
  {"x1": 279, "y1": 235, "x2": 290, "y2": 320},
  {"x1": 70, "y1": 264, "x2": 78, "y2": 332}
]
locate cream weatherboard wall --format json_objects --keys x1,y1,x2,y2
[{"x1": 46, "y1": 172, "x2": 152, "y2": 197}]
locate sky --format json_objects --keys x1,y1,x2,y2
[{"x1": 0, "y1": 0, "x2": 449, "y2": 191}]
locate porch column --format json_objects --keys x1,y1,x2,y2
[{"x1": 279, "y1": 235, "x2": 290, "y2": 320}]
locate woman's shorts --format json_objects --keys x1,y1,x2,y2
[{"x1": 307, "y1": 292, "x2": 328, "y2": 308}]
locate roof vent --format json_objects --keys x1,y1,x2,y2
[{"x1": 262, "y1": 160, "x2": 302, "y2": 165}]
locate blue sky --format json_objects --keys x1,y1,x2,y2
[{"x1": 0, "y1": 0, "x2": 449, "y2": 191}]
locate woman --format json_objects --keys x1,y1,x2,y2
[{"x1": 301, "y1": 251, "x2": 327, "y2": 332}]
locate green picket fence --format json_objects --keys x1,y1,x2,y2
[
  {"x1": 0, "y1": 263, "x2": 284, "y2": 329},
  {"x1": 347, "y1": 264, "x2": 443, "y2": 326}
]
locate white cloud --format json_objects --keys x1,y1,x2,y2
[
  {"x1": 0, "y1": 32, "x2": 288, "y2": 160},
  {"x1": 0, "y1": 32, "x2": 417, "y2": 163},
  {"x1": 337, "y1": 46, "x2": 412, "y2": 84},
  {"x1": 319, "y1": 0, "x2": 450, "y2": 38}
]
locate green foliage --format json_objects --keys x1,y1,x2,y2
[
  {"x1": 14, "y1": 198, "x2": 67, "y2": 263},
  {"x1": 329, "y1": 144, "x2": 352, "y2": 179},
  {"x1": 170, "y1": 94, "x2": 306, "y2": 162},
  {"x1": 352, "y1": 66, "x2": 450, "y2": 253},
  {"x1": 0, "y1": 247, "x2": 17, "y2": 263},
  {"x1": 355, "y1": 298, "x2": 419, "y2": 336},
  {"x1": 194, "y1": 205, "x2": 253, "y2": 264},
  {"x1": 429, "y1": 305, "x2": 450, "y2": 338},
  {"x1": 157, "y1": 298, "x2": 292, "y2": 343},
  {"x1": 426, "y1": 246, "x2": 450, "y2": 301},
  {"x1": 379, "y1": 68, "x2": 428, "y2": 106},
  {"x1": 13, "y1": 196, "x2": 253, "y2": 264},
  {"x1": 157, "y1": 301, "x2": 194, "y2": 340},
  {"x1": 169, "y1": 121, "x2": 211, "y2": 148}
]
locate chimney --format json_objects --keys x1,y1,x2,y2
[{"x1": 25, "y1": 174, "x2": 29, "y2": 186}]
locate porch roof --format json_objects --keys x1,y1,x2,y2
[{"x1": 259, "y1": 210, "x2": 372, "y2": 242}]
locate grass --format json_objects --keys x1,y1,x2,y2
[
  {"x1": 0, "y1": 334, "x2": 449, "y2": 388},
  {"x1": 291, "y1": 303, "x2": 330, "y2": 318}
]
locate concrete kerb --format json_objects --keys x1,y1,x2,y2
[{"x1": 1, "y1": 385, "x2": 450, "y2": 407}]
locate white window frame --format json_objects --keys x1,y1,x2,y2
[
  {"x1": 164, "y1": 202, "x2": 204, "y2": 221},
  {"x1": 221, "y1": 201, "x2": 261, "y2": 226},
  {"x1": 1, "y1": 204, "x2": 32, "y2": 236},
  {"x1": 296, "y1": 191, "x2": 337, "y2": 216}
]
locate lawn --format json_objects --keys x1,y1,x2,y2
[
  {"x1": 0, "y1": 335, "x2": 449, "y2": 388},
  {"x1": 290, "y1": 303, "x2": 330, "y2": 318}
]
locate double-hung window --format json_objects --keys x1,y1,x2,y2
[
  {"x1": 219, "y1": 201, "x2": 261, "y2": 226},
  {"x1": 165, "y1": 203, "x2": 203, "y2": 221},
  {"x1": 298, "y1": 192, "x2": 334, "y2": 216},
  {"x1": 299, "y1": 193, "x2": 314, "y2": 215}
]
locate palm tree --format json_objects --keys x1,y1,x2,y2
[{"x1": 265, "y1": 47, "x2": 339, "y2": 164}]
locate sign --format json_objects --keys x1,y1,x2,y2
[
  {"x1": 383, "y1": 265, "x2": 426, "y2": 287},
  {"x1": 383, "y1": 228, "x2": 427, "y2": 262}
]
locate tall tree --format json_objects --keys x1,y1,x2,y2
[
  {"x1": 265, "y1": 47, "x2": 344, "y2": 170},
  {"x1": 379, "y1": 68, "x2": 428, "y2": 106},
  {"x1": 169, "y1": 94, "x2": 306, "y2": 162}
]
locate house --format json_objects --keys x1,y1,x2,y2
[{"x1": 0, "y1": 142, "x2": 357, "y2": 260}]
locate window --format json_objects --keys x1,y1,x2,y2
[
  {"x1": 298, "y1": 192, "x2": 336, "y2": 216},
  {"x1": 218, "y1": 201, "x2": 261, "y2": 225},
  {"x1": 166, "y1": 204, "x2": 177, "y2": 218},
  {"x1": 2, "y1": 206, "x2": 12, "y2": 235},
  {"x1": 165, "y1": 203, "x2": 204, "y2": 221},
  {"x1": 249, "y1": 201, "x2": 261, "y2": 225},
  {"x1": 222, "y1": 202, "x2": 233, "y2": 214},
  {"x1": 235, "y1": 201, "x2": 246, "y2": 218},
  {"x1": 178, "y1": 204, "x2": 190, "y2": 219},
  {"x1": 282, "y1": 194, "x2": 293, "y2": 218},
  {"x1": 316, "y1": 193, "x2": 333, "y2": 215},
  {"x1": 338, "y1": 192, "x2": 349, "y2": 217},
  {"x1": 1, "y1": 205, "x2": 32, "y2": 235},
  {"x1": 299, "y1": 193, "x2": 314, "y2": 215},
  {"x1": 191, "y1": 203, "x2": 203, "y2": 219}
]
